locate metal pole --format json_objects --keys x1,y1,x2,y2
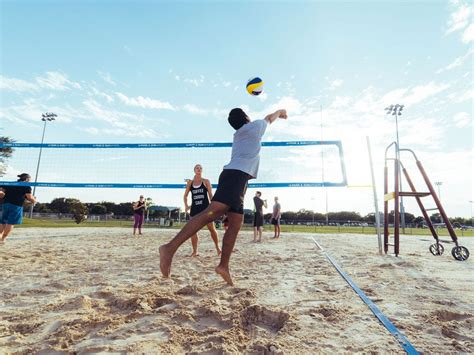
[
  {"x1": 395, "y1": 114, "x2": 406, "y2": 233},
  {"x1": 366, "y1": 136, "x2": 382, "y2": 254},
  {"x1": 29, "y1": 119, "x2": 47, "y2": 218}
]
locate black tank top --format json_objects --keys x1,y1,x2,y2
[
  {"x1": 134, "y1": 201, "x2": 145, "y2": 216},
  {"x1": 190, "y1": 180, "x2": 209, "y2": 216}
]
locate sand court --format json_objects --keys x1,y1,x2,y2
[{"x1": 0, "y1": 227, "x2": 472, "y2": 353}]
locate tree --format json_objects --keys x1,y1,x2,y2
[
  {"x1": 70, "y1": 201, "x2": 88, "y2": 224},
  {"x1": 90, "y1": 204, "x2": 107, "y2": 215},
  {"x1": 0, "y1": 137, "x2": 15, "y2": 177}
]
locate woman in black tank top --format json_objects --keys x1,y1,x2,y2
[{"x1": 183, "y1": 164, "x2": 221, "y2": 257}]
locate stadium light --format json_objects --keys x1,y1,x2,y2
[
  {"x1": 29, "y1": 112, "x2": 57, "y2": 218},
  {"x1": 385, "y1": 104, "x2": 406, "y2": 231}
]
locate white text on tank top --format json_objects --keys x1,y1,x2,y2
[{"x1": 191, "y1": 182, "x2": 208, "y2": 207}]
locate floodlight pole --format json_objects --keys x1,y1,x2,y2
[
  {"x1": 385, "y1": 104, "x2": 406, "y2": 232},
  {"x1": 29, "y1": 112, "x2": 56, "y2": 218}
]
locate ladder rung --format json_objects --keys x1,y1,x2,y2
[
  {"x1": 386, "y1": 243, "x2": 395, "y2": 246},
  {"x1": 425, "y1": 207, "x2": 439, "y2": 211},
  {"x1": 399, "y1": 192, "x2": 431, "y2": 197}
]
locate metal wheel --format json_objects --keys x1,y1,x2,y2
[
  {"x1": 451, "y1": 246, "x2": 470, "y2": 261},
  {"x1": 429, "y1": 243, "x2": 444, "y2": 256}
]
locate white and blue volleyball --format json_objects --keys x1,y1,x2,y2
[{"x1": 246, "y1": 77, "x2": 264, "y2": 96}]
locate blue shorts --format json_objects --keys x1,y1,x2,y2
[{"x1": 1, "y1": 203, "x2": 24, "y2": 225}]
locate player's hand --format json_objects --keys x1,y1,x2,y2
[
  {"x1": 278, "y1": 109, "x2": 287, "y2": 119},
  {"x1": 185, "y1": 205, "x2": 190, "y2": 212}
]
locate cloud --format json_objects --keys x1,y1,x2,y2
[
  {"x1": 116, "y1": 92, "x2": 175, "y2": 110},
  {"x1": 329, "y1": 79, "x2": 343, "y2": 91},
  {"x1": 446, "y1": 2, "x2": 473, "y2": 35},
  {"x1": 36, "y1": 71, "x2": 82, "y2": 90},
  {"x1": 0, "y1": 71, "x2": 81, "y2": 92},
  {"x1": 182, "y1": 104, "x2": 207, "y2": 115},
  {"x1": 452, "y1": 112, "x2": 472, "y2": 127},
  {"x1": 436, "y1": 48, "x2": 473, "y2": 73},
  {"x1": 0, "y1": 75, "x2": 38, "y2": 92},
  {"x1": 97, "y1": 71, "x2": 116, "y2": 86},
  {"x1": 82, "y1": 99, "x2": 162, "y2": 138},
  {"x1": 462, "y1": 23, "x2": 474, "y2": 43}
]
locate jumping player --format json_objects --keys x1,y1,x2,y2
[
  {"x1": 159, "y1": 108, "x2": 287, "y2": 285},
  {"x1": 184, "y1": 164, "x2": 221, "y2": 256}
]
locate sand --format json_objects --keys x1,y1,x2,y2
[{"x1": 0, "y1": 227, "x2": 472, "y2": 353}]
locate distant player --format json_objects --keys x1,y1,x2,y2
[
  {"x1": 132, "y1": 195, "x2": 146, "y2": 235},
  {"x1": 159, "y1": 108, "x2": 288, "y2": 285},
  {"x1": 271, "y1": 196, "x2": 281, "y2": 239},
  {"x1": 0, "y1": 173, "x2": 36, "y2": 244},
  {"x1": 253, "y1": 191, "x2": 267, "y2": 242},
  {"x1": 184, "y1": 164, "x2": 221, "y2": 256}
]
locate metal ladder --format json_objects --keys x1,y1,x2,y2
[{"x1": 383, "y1": 142, "x2": 469, "y2": 261}]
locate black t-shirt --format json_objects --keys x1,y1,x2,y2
[
  {"x1": 1, "y1": 185, "x2": 32, "y2": 206},
  {"x1": 253, "y1": 196, "x2": 264, "y2": 215}
]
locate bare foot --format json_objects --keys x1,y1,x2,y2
[
  {"x1": 215, "y1": 265, "x2": 233, "y2": 286},
  {"x1": 159, "y1": 245, "x2": 173, "y2": 277},
  {"x1": 216, "y1": 249, "x2": 222, "y2": 256},
  {"x1": 188, "y1": 252, "x2": 199, "y2": 257}
]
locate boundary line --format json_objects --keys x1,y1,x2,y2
[{"x1": 311, "y1": 237, "x2": 419, "y2": 355}]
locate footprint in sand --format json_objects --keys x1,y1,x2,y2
[{"x1": 240, "y1": 305, "x2": 290, "y2": 333}]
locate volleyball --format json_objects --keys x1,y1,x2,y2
[{"x1": 246, "y1": 77, "x2": 264, "y2": 96}]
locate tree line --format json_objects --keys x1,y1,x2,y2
[{"x1": 32, "y1": 198, "x2": 472, "y2": 226}]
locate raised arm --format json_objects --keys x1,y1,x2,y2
[{"x1": 264, "y1": 109, "x2": 287, "y2": 124}]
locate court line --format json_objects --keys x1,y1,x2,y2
[{"x1": 311, "y1": 237, "x2": 419, "y2": 355}]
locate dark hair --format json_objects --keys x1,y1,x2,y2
[
  {"x1": 228, "y1": 108, "x2": 249, "y2": 130},
  {"x1": 256, "y1": 191, "x2": 262, "y2": 196},
  {"x1": 17, "y1": 173, "x2": 31, "y2": 182}
]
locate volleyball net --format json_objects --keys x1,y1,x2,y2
[{"x1": 0, "y1": 141, "x2": 347, "y2": 189}]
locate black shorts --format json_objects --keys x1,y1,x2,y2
[
  {"x1": 271, "y1": 218, "x2": 280, "y2": 226},
  {"x1": 212, "y1": 169, "x2": 250, "y2": 215},
  {"x1": 253, "y1": 212, "x2": 264, "y2": 227},
  {"x1": 190, "y1": 202, "x2": 209, "y2": 217}
]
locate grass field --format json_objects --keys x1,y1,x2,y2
[{"x1": 18, "y1": 218, "x2": 474, "y2": 237}]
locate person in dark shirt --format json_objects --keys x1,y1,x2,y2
[
  {"x1": 0, "y1": 173, "x2": 36, "y2": 243},
  {"x1": 253, "y1": 191, "x2": 267, "y2": 242},
  {"x1": 132, "y1": 195, "x2": 146, "y2": 235}
]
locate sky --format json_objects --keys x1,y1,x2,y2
[{"x1": 0, "y1": 0, "x2": 473, "y2": 218}]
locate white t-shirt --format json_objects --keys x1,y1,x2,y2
[{"x1": 223, "y1": 119, "x2": 268, "y2": 178}]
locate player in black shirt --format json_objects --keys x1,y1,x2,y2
[{"x1": 0, "y1": 173, "x2": 36, "y2": 243}]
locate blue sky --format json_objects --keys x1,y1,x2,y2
[{"x1": 1, "y1": 0, "x2": 472, "y2": 217}]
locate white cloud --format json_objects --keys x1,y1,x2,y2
[
  {"x1": 452, "y1": 88, "x2": 474, "y2": 103},
  {"x1": 97, "y1": 71, "x2": 116, "y2": 86},
  {"x1": 452, "y1": 112, "x2": 472, "y2": 127},
  {"x1": 36, "y1": 71, "x2": 82, "y2": 90},
  {"x1": 90, "y1": 87, "x2": 114, "y2": 103},
  {"x1": 116, "y1": 92, "x2": 175, "y2": 110},
  {"x1": 402, "y1": 82, "x2": 450, "y2": 106},
  {"x1": 462, "y1": 23, "x2": 474, "y2": 43},
  {"x1": 329, "y1": 79, "x2": 343, "y2": 90},
  {"x1": 1, "y1": 72, "x2": 82, "y2": 92},
  {"x1": 0, "y1": 75, "x2": 38, "y2": 92},
  {"x1": 182, "y1": 104, "x2": 207, "y2": 115},
  {"x1": 446, "y1": 2, "x2": 473, "y2": 35},
  {"x1": 436, "y1": 49, "x2": 473, "y2": 73}
]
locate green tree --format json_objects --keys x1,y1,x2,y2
[
  {"x1": 90, "y1": 204, "x2": 107, "y2": 215},
  {"x1": 70, "y1": 201, "x2": 88, "y2": 224},
  {"x1": 0, "y1": 137, "x2": 15, "y2": 177}
]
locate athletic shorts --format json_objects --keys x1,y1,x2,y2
[
  {"x1": 253, "y1": 212, "x2": 264, "y2": 227},
  {"x1": 190, "y1": 202, "x2": 209, "y2": 217},
  {"x1": 1, "y1": 203, "x2": 24, "y2": 225},
  {"x1": 212, "y1": 169, "x2": 250, "y2": 215},
  {"x1": 271, "y1": 217, "x2": 280, "y2": 226}
]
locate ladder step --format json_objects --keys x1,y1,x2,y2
[
  {"x1": 399, "y1": 191, "x2": 431, "y2": 197},
  {"x1": 425, "y1": 207, "x2": 439, "y2": 211}
]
